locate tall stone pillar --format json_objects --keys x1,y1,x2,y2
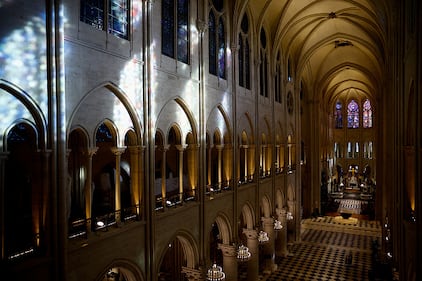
[
  {"x1": 243, "y1": 228, "x2": 259, "y2": 281},
  {"x1": 160, "y1": 145, "x2": 169, "y2": 210},
  {"x1": 218, "y1": 243, "x2": 238, "y2": 281},
  {"x1": 216, "y1": 145, "x2": 223, "y2": 188},
  {"x1": 243, "y1": 145, "x2": 248, "y2": 182},
  {"x1": 262, "y1": 217, "x2": 277, "y2": 273},
  {"x1": 176, "y1": 145, "x2": 186, "y2": 202},
  {"x1": 287, "y1": 200, "x2": 296, "y2": 242},
  {"x1": 85, "y1": 147, "x2": 98, "y2": 234},
  {"x1": 128, "y1": 146, "x2": 141, "y2": 216},
  {"x1": 275, "y1": 208, "x2": 288, "y2": 257},
  {"x1": 111, "y1": 147, "x2": 126, "y2": 224},
  {"x1": 0, "y1": 152, "x2": 9, "y2": 259}
]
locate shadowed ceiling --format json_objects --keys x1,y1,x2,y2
[{"x1": 242, "y1": 0, "x2": 389, "y2": 105}]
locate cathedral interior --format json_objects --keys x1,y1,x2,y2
[{"x1": 0, "y1": 0, "x2": 421, "y2": 280}]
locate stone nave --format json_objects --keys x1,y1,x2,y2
[{"x1": 0, "y1": 1, "x2": 420, "y2": 281}]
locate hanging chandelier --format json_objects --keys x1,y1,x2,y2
[
  {"x1": 207, "y1": 263, "x2": 225, "y2": 281},
  {"x1": 257, "y1": 230, "x2": 269, "y2": 243},
  {"x1": 274, "y1": 219, "x2": 283, "y2": 230},
  {"x1": 237, "y1": 244, "x2": 251, "y2": 261}
]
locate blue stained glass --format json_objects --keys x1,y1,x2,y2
[
  {"x1": 96, "y1": 123, "x2": 113, "y2": 142},
  {"x1": 162, "y1": 0, "x2": 175, "y2": 58},
  {"x1": 209, "y1": 12, "x2": 217, "y2": 75},
  {"x1": 347, "y1": 100, "x2": 359, "y2": 128},
  {"x1": 177, "y1": 0, "x2": 189, "y2": 63},
  {"x1": 335, "y1": 101, "x2": 343, "y2": 128},
  {"x1": 239, "y1": 35, "x2": 244, "y2": 87},
  {"x1": 80, "y1": 0, "x2": 104, "y2": 30},
  {"x1": 217, "y1": 17, "x2": 225, "y2": 79},
  {"x1": 245, "y1": 39, "x2": 250, "y2": 89}
]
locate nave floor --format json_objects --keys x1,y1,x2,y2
[{"x1": 260, "y1": 216, "x2": 382, "y2": 281}]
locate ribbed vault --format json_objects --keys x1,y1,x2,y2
[{"x1": 247, "y1": 0, "x2": 388, "y2": 103}]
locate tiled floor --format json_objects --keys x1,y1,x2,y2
[{"x1": 260, "y1": 216, "x2": 383, "y2": 281}]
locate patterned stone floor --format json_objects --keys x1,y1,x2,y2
[{"x1": 259, "y1": 216, "x2": 383, "y2": 281}]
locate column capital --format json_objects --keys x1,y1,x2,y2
[
  {"x1": 196, "y1": 19, "x2": 208, "y2": 35},
  {"x1": 175, "y1": 144, "x2": 188, "y2": 151},
  {"x1": 85, "y1": 147, "x2": 99, "y2": 157},
  {"x1": 127, "y1": 145, "x2": 144, "y2": 153},
  {"x1": 111, "y1": 146, "x2": 126, "y2": 156},
  {"x1": 0, "y1": 151, "x2": 10, "y2": 159},
  {"x1": 214, "y1": 144, "x2": 224, "y2": 151},
  {"x1": 261, "y1": 217, "x2": 274, "y2": 227},
  {"x1": 243, "y1": 228, "x2": 258, "y2": 240},
  {"x1": 218, "y1": 243, "x2": 237, "y2": 257}
]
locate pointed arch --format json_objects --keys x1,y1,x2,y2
[{"x1": 0, "y1": 79, "x2": 47, "y2": 151}]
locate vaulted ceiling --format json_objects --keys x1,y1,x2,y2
[{"x1": 245, "y1": 0, "x2": 389, "y2": 105}]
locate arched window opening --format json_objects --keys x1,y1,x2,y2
[
  {"x1": 259, "y1": 28, "x2": 268, "y2": 97},
  {"x1": 5, "y1": 123, "x2": 41, "y2": 259},
  {"x1": 347, "y1": 99, "x2": 359, "y2": 128},
  {"x1": 275, "y1": 51, "x2": 282, "y2": 103},
  {"x1": 363, "y1": 99, "x2": 373, "y2": 128},
  {"x1": 238, "y1": 14, "x2": 250, "y2": 89},
  {"x1": 208, "y1": 1, "x2": 226, "y2": 79},
  {"x1": 335, "y1": 100, "x2": 343, "y2": 128},
  {"x1": 161, "y1": 0, "x2": 189, "y2": 64}
]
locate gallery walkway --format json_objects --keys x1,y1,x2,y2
[{"x1": 258, "y1": 216, "x2": 393, "y2": 281}]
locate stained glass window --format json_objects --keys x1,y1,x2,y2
[
  {"x1": 363, "y1": 99, "x2": 373, "y2": 128},
  {"x1": 177, "y1": 0, "x2": 189, "y2": 63},
  {"x1": 108, "y1": 0, "x2": 129, "y2": 39},
  {"x1": 239, "y1": 14, "x2": 250, "y2": 89},
  {"x1": 275, "y1": 51, "x2": 282, "y2": 103},
  {"x1": 217, "y1": 18, "x2": 226, "y2": 78},
  {"x1": 161, "y1": 0, "x2": 189, "y2": 64},
  {"x1": 80, "y1": 0, "x2": 129, "y2": 40},
  {"x1": 80, "y1": 0, "x2": 105, "y2": 30},
  {"x1": 335, "y1": 100, "x2": 343, "y2": 128},
  {"x1": 208, "y1": 12, "x2": 216, "y2": 75},
  {"x1": 347, "y1": 100, "x2": 359, "y2": 128},
  {"x1": 208, "y1": 1, "x2": 226, "y2": 79},
  {"x1": 259, "y1": 28, "x2": 268, "y2": 97}
]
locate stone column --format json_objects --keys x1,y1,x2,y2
[
  {"x1": 275, "y1": 208, "x2": 288, "y2": 257},
  {"x1": 111, "y1": 147, "x2": 126, "y2": 224},
  {"x1": 207, "y1": 143, "x2": 212, "y2": 186},
  {"x1": 0, "y1": 152, "x2": 9, "y2": 259},
  {"x1": 243, "y1": 229, "x2": 259, "y2": 281},
  {"x1": 275, "y1": 145, "x2": 280, "y2": 172},
  {"x1": 287, "y1": 200, "x2": 296, "y2": 242},
  {"x1": 85, "y1": 147, "x2": 98, "y2": 234},
  {"x1": 160, "y1": 145, "x2": 169, "y2": 209},
  {"x1": 216, "y1": 145, "x2": 223, "y2": 188},
  {"x1": 218, "y1": 243, "x2": 238, "y2": 281},
  {"x1": 262, "y1": 217, "x2": 277, "y2": 273},
  {"x1": 176, "y1": 145, "x2": 186, "y2": 202},
  {"x1": 243, "y1": 145, "x2": 248, "y2": 182},
  {"x1": 128, "y1": 146, "x2": 141, "y2": 216}
]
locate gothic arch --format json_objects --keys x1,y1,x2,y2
[
  {"x1": 0, "y1": 80, "x2": 47, "y2": 151},
  {"x1": 156, "y1": 97, "x2": 198, "y2": 147},
  {"x1": 240, "y1": 202, "x2": 255, "y2": 230},
  {"x1": 214, "y1": 212, "x2": 233, "y2": 245},
  {"x1": 275, "y1": 189, "x2": 285, "y2": 209},
  {"x1": 69, "y1": 81, "x2": 143, "y2": 148},
  {"x1": 261, "y1": 195, "x2": 272, "y2": 218},
  {"x1": 97, "y1": 259, "x2": 145, "y2": 281}
]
